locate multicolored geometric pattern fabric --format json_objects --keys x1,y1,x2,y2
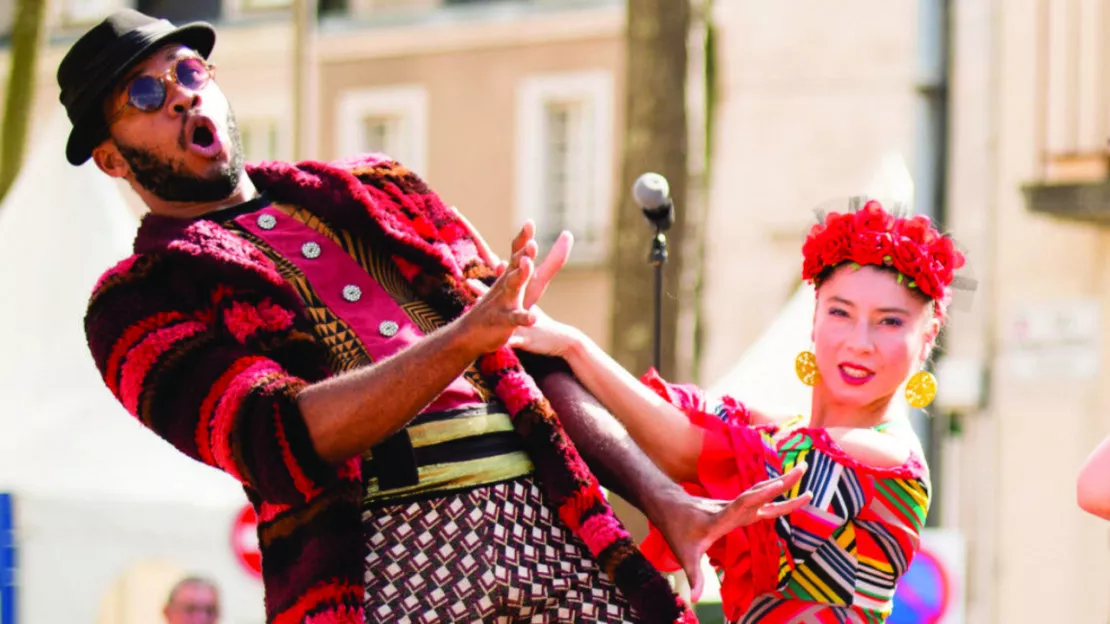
[
  {"x1": 363, "y1": 476, "x2": 636, "y2": 623},
  {"x1": 638, "y1": 372, "x2": 930, "y2": 624},
  {"x1": 742, "y1": 427, "x2": 929, "y2": 624}
]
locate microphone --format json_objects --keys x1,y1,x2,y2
[{"x1": 633, "y1": 172, "x2": 675, "y2": 231}]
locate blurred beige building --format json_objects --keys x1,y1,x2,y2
[
  {"x1": 942, "y1": 1, "x2": 1110, "y2": 623},
  {"x1": 3, "y1": 0, "x2": 1110, "y2": 623}
]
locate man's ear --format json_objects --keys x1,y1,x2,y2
[{"x1": 91, "y1": 140, "x2": 128, "y2": 179}]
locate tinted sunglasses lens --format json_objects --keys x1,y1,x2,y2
[
  {"x1": 175, "y1": 57, "x2": 210, "y2": 90},
  {"x1": 128, "y1": 76, "x2": 165, "y2": 112}
]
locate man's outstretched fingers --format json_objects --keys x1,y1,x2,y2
[
  {"x1": 500, "y1": 256, "x2": 534, "y2": 306},
  {"x1": 508, "y1": 239, "x2": 538, "y2": 272},
  {"x1": 511, "y1": 221, "x2": 536, "y2": 256}
]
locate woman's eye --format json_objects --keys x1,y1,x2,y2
[
  {"x1": 828, "y1": 307, "x2": 848, "y2": 317},
  {"x1": 880, "y1": 317, "x2": 904, "y2": 327}
]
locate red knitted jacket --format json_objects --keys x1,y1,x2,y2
[{"x1": 83, "y1": 156, "x2": 696, "y2": 623}]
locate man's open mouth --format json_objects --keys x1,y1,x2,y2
[
  {"x1": 193, "y1": 124, "x2": 214, "y2": 148},
  {"x1": 185, "y1": 116, "x2": 224, "y2": 158}
]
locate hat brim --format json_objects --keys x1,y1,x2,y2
[{"x1": 65, "y1": 22, "x2": 216, "y2": 166}]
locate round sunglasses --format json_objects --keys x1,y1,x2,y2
[{"x1": 106, "y1": 56, "x2": 217, "y2": 124}]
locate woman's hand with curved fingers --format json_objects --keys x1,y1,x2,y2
[{"x1": 652, "y1": 463, "x2": 814, "y2": 602}]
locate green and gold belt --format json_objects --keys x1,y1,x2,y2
[{"x1": 362, "y1": 403, "x2": 534, "y2": 506}]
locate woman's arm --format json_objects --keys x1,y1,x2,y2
[
  {"x1": 1078, "y1": 436, "x2": 1110, "y2": 520},
  {"x1": 560, "y1": 332, "x2": 703, "y2": 482}
]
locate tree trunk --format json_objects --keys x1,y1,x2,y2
[
  {"x1": 0, "y1": 0, "x2": 47, "y2": 203},
  {"x1": 609, "y1": 0, "x2": 691, "y2": 381}
]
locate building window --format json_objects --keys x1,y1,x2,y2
[
  {"x1": 516, "y1": 70, "x2": 614, "y2": 265},
  {"x1": 238, "y1": 118, "x2": 284, "y2": 162},
  {"x1": 360, "y1": 115, "x2": 403, "y2": 155},
  {"x1": 335, "y1": 85, "x2": 429, "y2": 176}
]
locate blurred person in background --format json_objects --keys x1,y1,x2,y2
[
  {"x1": 60, "y1": 9, "x2": 808, "y2": 624},
  {"x1": 164, "y1": 576, "x2": 220, "y2": 624},
  {"x1": 503, "y1": 200, "x2": 966, "y2": 623},
  {"x1": 1077, "y1": 436, "x2": 1110, "y2": 520}
]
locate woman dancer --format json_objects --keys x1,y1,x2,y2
[
  {"x1": 500, "y1": 200, "x2": 964, "y2": 623},
  {"x1": 1078, "y1": 436, "x2": 1110, "y2": 520}
]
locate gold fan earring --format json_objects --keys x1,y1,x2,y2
[
  {"x1": 795, "y1": 350, "x2": 820, "y2": 386},
  {"x1": 904, "y1": 370, "x2": 938, "y2": 408}
]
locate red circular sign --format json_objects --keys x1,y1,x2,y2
[{"x1": 231, "y1": 504, "x2": 262, "y2": 579}]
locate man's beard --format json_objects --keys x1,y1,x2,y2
[{"x1": 116, "y1": 111, "x2": 246, "y2": 203}]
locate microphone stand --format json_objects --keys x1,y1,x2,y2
[
  {"x1": 649, "y1": 227, "x2": 668, "y2": 374},
  {"x1": 634, "y1": 172, "x2": 674, "y2": 377}
]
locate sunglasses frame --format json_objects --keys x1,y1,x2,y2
[{"x1": 106, "y1": 55, "x2": 217, "y2": 126}]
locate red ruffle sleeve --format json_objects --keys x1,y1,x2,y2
[{"x1": 638, "y1": 369, "x2": 788, "y2": 622}]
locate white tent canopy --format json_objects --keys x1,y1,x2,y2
[
  {"x1": 0, "y1": 108, "x2": 262, "y2": 624},
  {"x1": 0, "y1": 107, "x2": 244, "y2": 508}
]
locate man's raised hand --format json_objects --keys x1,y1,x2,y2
[
  {"x1": 454, "y1": 251, "x2": 537, "y2": 355},
  {"x1": 452, "y1": 212, "x2": 573, "y2": 310},
  {"x1": 510, "y1": 222, "x2": 572, "y2": 309}
]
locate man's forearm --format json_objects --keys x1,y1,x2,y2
[
  {"x1": 298, "y1": 320, "x2": 481, "y2": 464},
  {"x1": 539, "y1": 372, "x2": 685, "y2": 514}
]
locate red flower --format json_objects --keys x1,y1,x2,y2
[
  {"x1": 853, "y1": 201, "x2": 895, "y2": 233},
  {"x1": 918, "y1": 263, "x2": 945, "y2": 299},
  {"x1": 818, "y1": 215, "x2": 854, "y2": 266},
  {"x1": 894, "y1": 215, "x2": 933, "y2": 244},
  {"x1": 891, "y1": 236, "x2": 922, "y2": 269},
  {"x1": 929, "y1": 236, "x2": 965, "y2": 272},
  {"x1": 851, "y1": 231, "x2": 892, "y2": 266}
]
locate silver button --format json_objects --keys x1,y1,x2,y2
[
  {"x1": 342, "y1": 285, "x2": 362, "y2": 302},
  {"x1": 301, "y1": 241, "x2": 321, "y2": 259},
  {"x1": 378, "y1": 320, "x2": 399, "y2": 337},
  {"x1": 257, "y1": 214, "x2": 277, "y2": 230}
]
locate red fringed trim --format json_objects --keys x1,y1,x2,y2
[
  {"x1": 557, "y1": 486, "x2": 606, "y2": 533},
  {"x1": 271, "y1": 582, "x2": 363, "y2": 624},
  {"x1": 480, "y1": 347, "x2": 519, "y2": 376}
]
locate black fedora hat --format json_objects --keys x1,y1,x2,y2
[{"x1": 57, "y1": 9, "x2": 216, "y2": 165}]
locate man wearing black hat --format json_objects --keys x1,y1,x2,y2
[{"x1": 65, "y1": 9, "x2": 808, "y2": 624}]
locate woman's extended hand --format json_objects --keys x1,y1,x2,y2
[{"x1": 649, "y1": 464, "x2": 814, "y2": 602}]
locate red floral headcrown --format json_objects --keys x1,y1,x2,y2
[{"x1": 801, "y1": 200, "x2": 966, "y2": 304}]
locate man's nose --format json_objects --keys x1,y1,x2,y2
[{"x1": 165, "y1": 81, "x2": 200, "y2": 117}]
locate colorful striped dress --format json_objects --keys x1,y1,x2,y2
[{"x1": 639, "y1": 371, "x2": 930, "y2": 624}]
